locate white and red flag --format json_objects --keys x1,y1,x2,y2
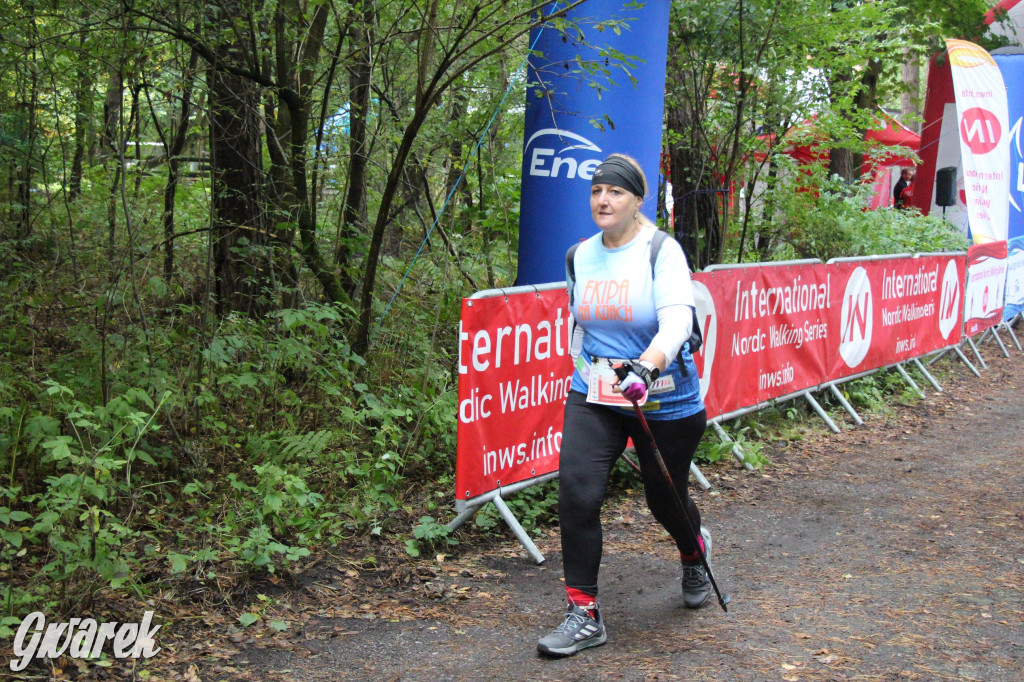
[{"x1": 946, "y1": 38, "x2": 1011, "y2": 244}]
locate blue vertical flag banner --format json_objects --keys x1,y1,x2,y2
[
  {"x1": 993, "y1": 53, "x2": 1024, "y2": 240},
  {"x1": 516, "y1": 0, "x2": 671, "y2": 285},
  {"x1": 1004, "y1": 236, "x2": 1024, "y2": 321}
]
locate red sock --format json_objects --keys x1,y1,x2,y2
[
  {"x1": 565, "y1": 587, "x2": 597, "y2": 618},
  {"x1": 679, "y1": 534, "x2": 706, "y2": 563}
]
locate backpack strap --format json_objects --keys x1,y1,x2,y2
[
  {"x1": 648, "y1": 230, "x2": 703, "y2": 361},
  {"x1": 649, "y1": 229, "x2": 669, "y2": 275},
  {"x1": 565, "y1": 242, "x2": 582, "y2": 306}
]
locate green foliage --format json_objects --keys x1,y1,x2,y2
[
  {"x1": 221, "y1": 463, "x2": 321, "y2": 571},
  {"x1": 0, "y1": 381, "x2": 170, "y2": 628},
  {"x1": 0, "y1": 269, "x2": 463, "y2": 619},
  {"x1": 667, "y1": 0, "x2": 922, "y2": 266},
  {"x1": 695, "y1": 421, "x2": 769, "y2": 470},
  {"x1": 760, "y1": 159, "x2": 970, "y2": 262},
  {"x1": 694, "y1": 436, "x2": 746, "y2": 467},
  {"x1": 237, "y1": 593, "x2": 287, "y2": 631},
  {"x1": 160, "y1": 298, "x2": 460, "y2": 570},
  {"x1": 406, "y1": 516, "x2": 458, "y2": 558},
  {"x1": 836, "y1": 368, "x2": 923, "y2": 413}
]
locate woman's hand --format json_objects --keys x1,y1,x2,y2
[{"x1": 611, "y1": 360, "x2": 659, "y2": 402}]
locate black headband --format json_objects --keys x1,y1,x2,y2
[{"x1": 590, "y1": 156, "x2": 645, "y2": 198}]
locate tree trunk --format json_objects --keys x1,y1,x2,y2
[
  {"x1": 208, "y1": 52, "x2": 273, "y2": 316},
  {"x1": 69, "y1": 28, "x2": 92, "y2": 201},
  {"x1": 14, "y1": 99, "x2": 35, "y2": 239},
  {"x1": 128, "y1": 83, "x2": 144, "y2": 198},
  {"x1": 828, "y1": 58, "x2": 882, "y2": 182},
  {"x1": 101, "y1": 69, "x2": 123, "y2": 160},
  {"x1": 755, "y1": 154, "x2": 781, "y2": 260},
  {"x1": 353, "y1": 104, "x2": 431, "y2": 354},
  {"x1": 276, "y1": 0, "x2": 336, "y2": 306},
  {"x1": 336, "y1": 9, "x2": 374, "y2": 298},
  {"x1": 667, "y1": 95, "x2": 720, "y2": 270},
  {"x1": 107, "y1": 163, "x2": 120, "y2": 250},
  {"x1": 163, "y1": 48, "x2": 199, "y2": 283},
  {"x1": 15, "y1": 95, "x2": 38, "y2": 239},
  {"x1": 444, "y1": 88, "x2": 474, "y2": 228},
  {"x1": 827, "y1": 147, "x2": 858, "y2": 182},
  {"x1": 14, "y1": 3, "x2": 40, "y2": 238},
  {"x1": 901, "y1": 51, "x2": 920, "y2": 133}
]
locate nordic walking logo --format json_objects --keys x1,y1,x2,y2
[
  {"x1": 960, "y1": 107, "x2": 1002, "y2": 155},
  {"x1": 938, "y1": 259, "x2": 962, "y2": 340},
  {"x1": 692, "y1": 280, "x2": 716, "y2": 400},
  {"x1": 10, "y1": 611, "x2": 161, "y2": 672},
  {"x1": 839, "y1": 266, "x2": 873, "y2": 368}
]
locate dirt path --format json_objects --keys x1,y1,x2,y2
[{"x1": 191, "y1": 349, "x2": 1024, "y2": 681}]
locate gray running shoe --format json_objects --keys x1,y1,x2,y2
[
  {"x1": 682, "y1": 526, "x2": 713, "y2": 609},
  {"x1": 537, "y1": 603, "x2": 607, "y2": 657}
]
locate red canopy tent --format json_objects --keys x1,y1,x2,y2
[
  {"x1": 863, "y1": 116, "x2": 921, "y2": 209},
  {"x1": 779, "y1": 114, "x2": 921, "y2": 208},
  {"x1": 987, "y1": 0, "x2": 1024, "y2": 42}
]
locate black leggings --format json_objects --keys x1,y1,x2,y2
[{"x1": 558, "y1": 390, "x2": 707, "y2": 596}]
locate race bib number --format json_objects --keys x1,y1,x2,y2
[{"x1": 586, "y1": 358, "x2": 643, "y2": 407}]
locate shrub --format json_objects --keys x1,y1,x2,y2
[{"x1": 759, "y1": 160, "x2": 970, "y2": 262}]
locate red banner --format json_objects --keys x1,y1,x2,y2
[
  {"x1": 827, "y1": 256, "x2": 966, "y2": 380},
  {"x1": 690, "y1": 255, "x2": 965, "y2": 418},
  {"x1": 455, "y1": 289, "x2": 573, "y2": 500},
  {"x1": 455, "y1": 254, "x2": 967, "y2": 500},
  {"x1": 965, "y1": 241, "x2": 1008, "y2": 336},
  {"x1": 692, "y1": 263, "x2": 831, "y2": 418}
]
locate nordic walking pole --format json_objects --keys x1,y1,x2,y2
[
  {"x1": 619, "y1": 450, "x2": 642, "y2": 474},
  {"x1": 612, "y1": 362, "x2": 731, "y2": 612}
]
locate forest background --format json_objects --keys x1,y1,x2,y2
[{"x1": 0, "y1": 0, "x2": 1004, "y2": 642}]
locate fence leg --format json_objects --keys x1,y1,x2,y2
[
  {"x1": 952, "y1": 344, "x2": 982, "y2": 377},
  {"x1": 828, "y1": 383, "x2": 863, "y2": 425},
  {"x1": 965, "y1": 336, "x2": 988, "y2": 369},
  {"x1": 690, "y1": 462, "x2": 712, "y2": 490},
  {"x1": 447, "y1": 503, "x2": 481, "y2": 532},
  {"x1": 990, "y1": 326, "x2": 1010, "y2": 358},
  {"x1": 804, "y1": 391, "x2": 840, "y2": 433},
  {"x1": 895, "y1": 362, "x2": 925, "y2": 399},
  {"x1": 928, "y1": 348, "x2": 950, "y2": 366},
  {"x1": 492, "y1": 495, "x2": 546, "y2": 564},
  {"x1": 1004, "y1": 318, "x2": 1023, "y2": 351},
  {"x1": 710, "y1": 421, "x2": 754, "y2": 471},
  {"x1": 912, "y1": 357, "x2": 942, "y2": 393}
]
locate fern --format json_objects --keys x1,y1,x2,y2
[{"x1": 280, "y1": 429, "x2": 335, "y2": 462}]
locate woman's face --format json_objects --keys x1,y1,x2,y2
[{"x1": 590, "y1": 183, "x2": 640, "y2": 234}]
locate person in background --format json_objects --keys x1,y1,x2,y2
[
  {"x1": 537, "y1": 154, "x2": 714, "y2": 658},
  {"x1": 894, "y1": 167, "x2": 915, "y2": 209}
]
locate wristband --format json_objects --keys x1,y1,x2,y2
[{"x1": 638, "y1": 360, "x2": 660, "y2": 384}]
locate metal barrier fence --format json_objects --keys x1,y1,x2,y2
[{"x1": 450, "y1": 250, "x2": 1018, "y2": 563}]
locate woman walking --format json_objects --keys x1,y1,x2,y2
[{"x1": 537, "y1": 154, "x2": 714, "y2": 658}]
